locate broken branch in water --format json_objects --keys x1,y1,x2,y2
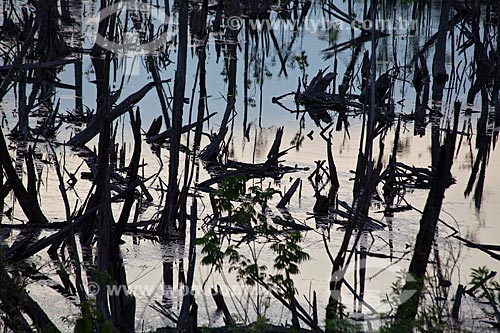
[{"x1": 68, "y1": 80, "x2": 169, "y2": 146}]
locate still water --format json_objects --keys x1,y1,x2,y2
[{"x1": 0, "y1": 0, "x2": 499, "y2": 331}]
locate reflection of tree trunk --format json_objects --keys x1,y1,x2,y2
[
  {"x1": 383, "y1": 118, "x2": 400, "y2": 216},
  {"x1": 228, "y1": 42, "x2": 238, "y2": 102},
  {"x1": 466, "y1": 1, "x2": 492, "y2": 107},
  {"x1": 225, "y1": 0, "x2": 239, "y2": 102},
  {"x1": 17, "y1": 70, "x2": 28, "y2": 139},
  {"x1": 79, "y1": 4, "x2": 116, "y2": 322},
  {"x1": 387, "y1": 216, "x2": 394, "y2": 259},
  {"x1": 178, "y1": 201, "x2": 197, "y2": 328},
  {"x1": 109, "y1": 108, "x2": 142, "y2": 333},
  {"x1": 37, "y1": 0, "x2": 65, "y2": 99},
  {"x1": 473, "y1": 149, "x2": 488, "y2": 209},
  {"x1": 431, "y1": 0, "x2": 450, "y2": 102},
  {"x1": 109, "y1": 244, "x2": 136, "y2": 332},
  {"x1": 338, "y1": 45, "x2": 362, "y2": 132},
  {"x1": 243, "y1": 19, "x2": 249, "y2": 139},
  {"x1": 163, "y1": 258, "x2": 174, "y2": 310},
  {"x1": 383, "y1": 122, "x2": 399, "y2": 260},
  {"x1": 194, "y1": 46, "x2": 207, "y2": 150},
  {"x1": 258, "y1": 49, "x2": 264, "y2": 128},
  {"x1": 390, "y1": 103, "x2": 460, "y2": 333},
  {"x1": 164, "y1": 259, "x2": 174, "y2": 292},
  {"x1": 430, "y1": 103, "x2": 441, "y2": 170},
  {"x1": 226, "y1": 6, "x2": 239, "y2": 108},
  {"x1": 414, "y1": 54, "x2": 429, "y2": 136},
  {"x1": 0, "y1": 167, "x2": 4, "y2": 215},
  {"x1": 60, "y1": 0, "x2": 71, "y2": 22},
  {"x1": 464, "y1": 88, "x2": 491, "y2": 209},
  {"x1": 358, "y1": 232, "x2": 367, "y2": 313},
  {"x1": 0, "y1": 3, "x2": 43, "y2": 103},
  {"x1": 496, "y1": 2, "x2": 500, "y2": 127},
  {"x1": 75, "y1": 60, "x2": 83, "y2": 114},
  {"x1": 92, "y1": 56, "x2": 113, "y2": 323},
  {"x1": 160, "y1": 0, "x2": 188, "y2": 234},
  {"x1": 429, "y1": 0, "x2": 450, "y2": 170}
]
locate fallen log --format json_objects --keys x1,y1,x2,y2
[
  {"x1": 147, "y1": 112, "x2": 217, "y2": 144},
  {"x1": 329, "y1": 200, "x2": 386, "y2": 230},
  {"x1": 198, "y1": 150, "x2": 306, "y2": 189},
  {"x1": 199, "y1": 101, "x2": 235, "y2": 162},
  {"x1": 0, "y1": 58, "x2": 78, "y2": 72},
  {"x1": 198, "y1": 161, "x2": 302, "y2": 189},
  {"x1": 5, "y1": 206, "x2": 99, "y2": 262},
  {"x1": 199, "y1": 128, "x2": 307, "y2": 188},
  {"x1": 273, "y1": 70, "x2": 362, "y2": 126}
]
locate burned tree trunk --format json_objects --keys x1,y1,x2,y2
[
  {"x1": 91, "y1": 55, "x2": 113, "y2": 324},
  {"x1": 16, "y1": 70, "x2": 29, "y2": 139},
  {"x1": 327, "y1": 137, "x2": 340, "y2": 203},
  {"x1": 193, "y1": 0, "x2": 209, "y2": 151},
  {"x1": 178, "y1": 200, "x2": 199, "y2": 331},
  {"x1": 159, "y1": 0, "x2": 189, "y2": 235},
  {"x1": 0, "y1": 167, "x2": 5, "y2": 215}
]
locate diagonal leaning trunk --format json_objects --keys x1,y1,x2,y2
[
  {"x1": 390, "y1": 102, "x2": 460, "y2": 333},
  {"x1": 0, "y1": 128, "x2": 48, "y2": 225}
]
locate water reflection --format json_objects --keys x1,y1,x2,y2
[{"x1": 0, "y1": 0, "x2": 499, "y2": 331}]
